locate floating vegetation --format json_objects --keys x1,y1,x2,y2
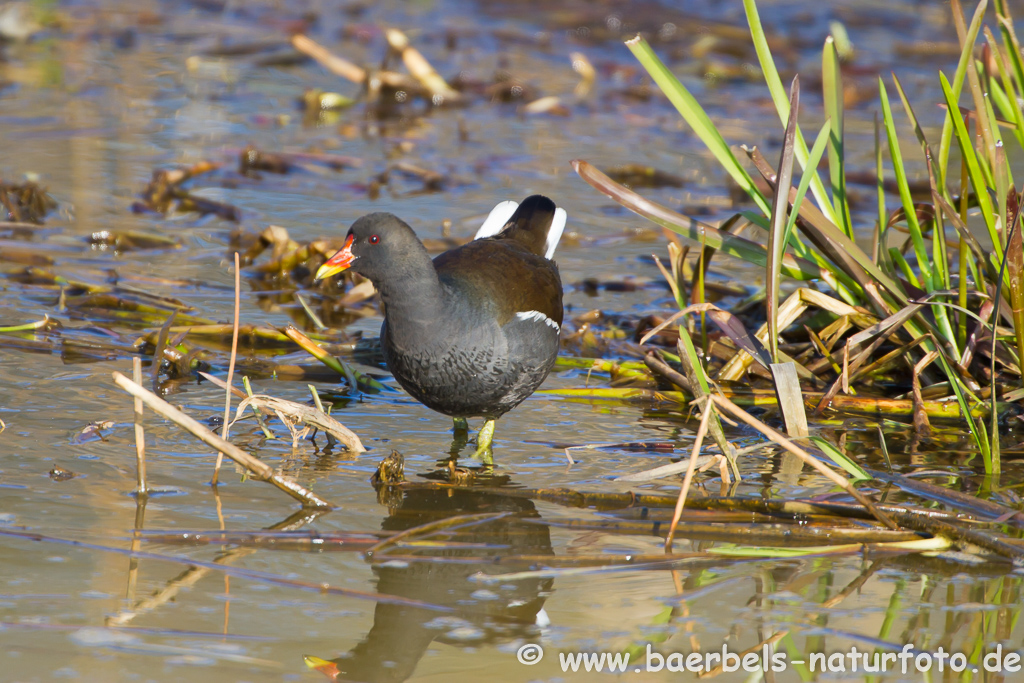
[
  {"x1": 133, "y1": 162, "x2": 239, "y2": 221},
  {"x1": 0, "y1": 179, "x2": 56, "y2": 224}
]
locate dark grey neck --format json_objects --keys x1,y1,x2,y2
[{"x1": 374, "y1": 251, "x2": 445, "y2": 345}]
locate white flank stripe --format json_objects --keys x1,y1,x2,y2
[
  {"x1": 544, "y1": 207, "x2": 566, "y2": 260},
  {"x1": 473, "y1": 200, "x2": 519, "y2": 240},
  {"x1": 516, "y1": 310, "x2": 560, "y2": 331}
]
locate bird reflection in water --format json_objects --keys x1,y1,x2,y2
[{"x1": 308, "y1": 486, "x2": 554, "y2": 682}]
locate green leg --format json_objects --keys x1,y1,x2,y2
[
  {"x1": 472, "y1": 419, "x2": 496, "y2": 464},
  {"x1": 452, "y1": 417, "x2": 469, "y2": 432}
]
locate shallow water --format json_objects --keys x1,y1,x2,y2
[{"x1": 2, "y1": 1, "x2": 1024, "y2": 681}]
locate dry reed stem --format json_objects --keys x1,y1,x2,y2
[
  {"x1": 384, "y1": 28, "x2": 461, "y2": 101},
  {"x1": 291, "y1": 34, "x2": 367, "y2": 83},
  {"x1": 769, "y1": 362, "x2": 809, "y2": 437},
  {"x1": 665, "y1": 399, "x2": 714, "y2": 552},
  {"x1": 212, "y1": 252, "x2": 241, "y2": 486},
  {"x1": 112, "y1": 372, "x2": 333, "y2": 509},
  {"x1": 131, "y1": 356, "x2": 148, "y2": 495}
]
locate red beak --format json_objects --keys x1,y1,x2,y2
[{"x1": 315, "y1": 234, "x2": 356, "y2": 280}]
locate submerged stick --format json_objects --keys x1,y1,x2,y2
[
  {"x1": 212, "y1": 252, "x2": 242, "y2": 486},
  {"x1": 709, "y1": 394, "x2": 897, "y2": 530},
  {"x1": 131, "y1": 356, "x2": 148, "y2": 496},
  {"x1": 111, "y1": 372, "x2": 333, "y2": 509}
]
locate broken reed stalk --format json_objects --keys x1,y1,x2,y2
[
  {"x1": 131, "y1": 356, "x2": 148, "y2": 496},
  {"x1": 709, "y1": 393, "x2": 897, "y2": 530},
  {"x1": 212, "y1": 252, "x2": 242, "y2": 486},
  {"x1": 111, "y1": 372, "x2": 333, "y2": 509},
  {"x1": 384, "y1": 28, "x2": 461, "y2": 102},
  {"x1": 769, "y1": 362, "x2": 809, "y2": 437},
  {"x1": 291, "y1": 34, "x2": 366, "y2": 83},
  {"x1": 665, "y1": 399, "x2": 713, "y2": 553}
]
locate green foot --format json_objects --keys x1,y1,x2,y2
[{"x1": 472, "y1": 419, "x2": 496, "y2": 464}]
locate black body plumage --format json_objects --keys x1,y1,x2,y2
[{"x1": 340, "y1": 196, "x2": 564, "y2": 420}]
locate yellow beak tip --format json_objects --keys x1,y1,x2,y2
[{"x1": 314, "y1": 264, "x2": 339, "y2": 281}]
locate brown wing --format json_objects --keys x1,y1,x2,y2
[{"x1": 433, "y1": 238, "x2": 563, "y2": 327}]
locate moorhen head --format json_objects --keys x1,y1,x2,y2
[{"x1": 316, "y1": 195, "x2": 566, "y2": 460}]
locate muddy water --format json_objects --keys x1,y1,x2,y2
[{"x1": 1, "y1": 1, "x2": 1022, "y2": 682}]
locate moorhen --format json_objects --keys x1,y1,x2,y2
[{"x1": 315, "y1": 195, "x2": 566, "y2": 459}]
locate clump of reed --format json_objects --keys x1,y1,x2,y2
[{"x1": 575, "y1": 0, "x2": 1024, "y2": 474}]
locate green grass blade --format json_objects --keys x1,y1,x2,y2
[
  {"x1": 889, "y1": 74, "x2": 960, "y2": 348},
  {"x1": 822, "y1": 35, "x2": 853, "y2": 239},
  {"x1": 767, "y1": 77, "x2": 801, "y2": 363},
  {"x1": 873, "y1": 113, "x2": 894, "y2": 273},
  {"x1": 891, "y1": 72, "x2": 954, "y2": 293},
  {"x1": 783, "y1": 121, "x2": 832, "y2": 251},
  {"x1": 980, "y1": 57, "x2": 1014, "y2": 191},
  {"x1": 937, "y1": 0, "x2": 989, "y2": 192},
  {"x1": 572, "y1": 160, "x2": 826, "y2": 280},
  {"x1": 879, "y1": 78, "x2": 933, "y2": 290},
  {"x1": 984, "y1": 31, "x2": 1024, "y2": 150},
  {"x1": 624, "y1": 36, "x2": 770, "y2": 217},
  {"x1": 940, "y1": 72, "x2": 1001, "y2": 258},
  {"x1": 675, "y1": 324, "x2": 736, "y2": 476},
  {"x1": 956, "y1": 1, "x2": 998, "y2": 182},
  {"x1": 742, "y1": 0, "x2": 841, "y2": 229},
  {"x1": 995, "y1": 13, "x2": 1024, "y2": 114},
  {"x1": 937, "y1": 352, "x2": 991, "y2": 470}
]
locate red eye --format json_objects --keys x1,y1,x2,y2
[{"x1": 369, "y1": 235, "x2": 380, "y2": 244}]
